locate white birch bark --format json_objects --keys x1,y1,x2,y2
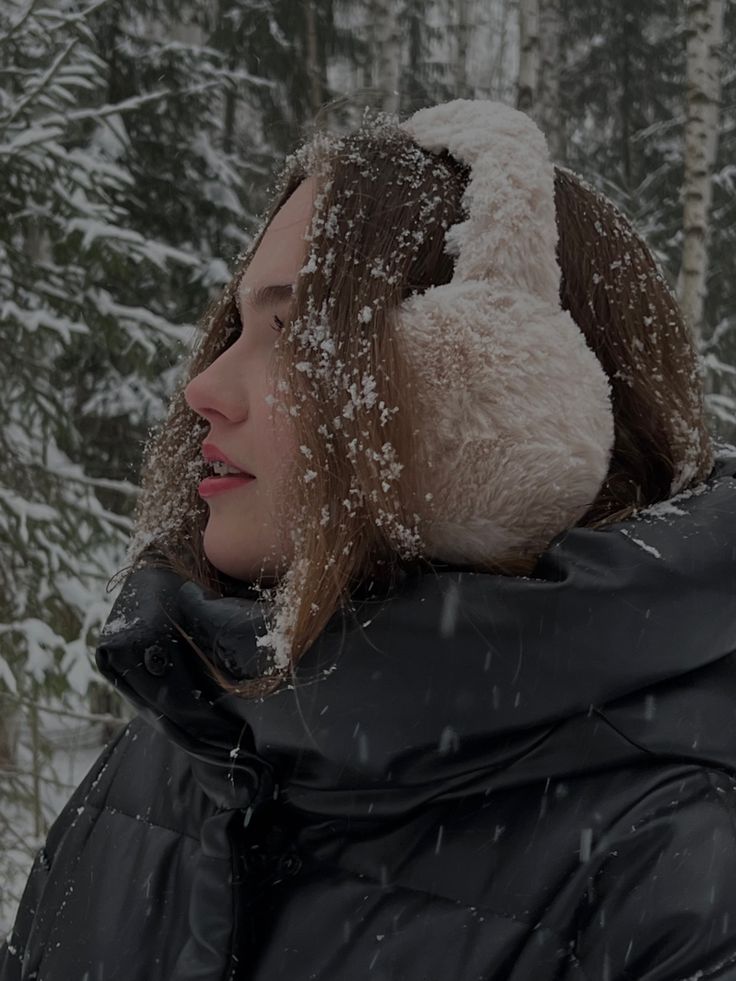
[
  {"x1": 677, "y1": 0, "x2": 725, "y2": 347},
  {"x1": 517, "y1": 0, "x2": 539, "y2": 112},
  {"x1": 538, "y1": 0, "x2": 563, "y2": 162}
]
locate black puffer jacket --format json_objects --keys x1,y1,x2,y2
[{"x1": 3, "y1": 451, "x2": 736, "y2": 981}]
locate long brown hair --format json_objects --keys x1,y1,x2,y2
[{"x1": 127, "y1": 111, "x2": 713, "y2": 694}]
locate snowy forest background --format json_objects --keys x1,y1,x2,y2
[{"x1": 1, "y1": 0, "x2": 734, "y2": 930}]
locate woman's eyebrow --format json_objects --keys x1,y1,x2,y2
[{"x1": 241, "y1": 283, "x2": 295, "y2": 310}]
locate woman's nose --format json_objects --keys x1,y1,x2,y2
[{"x1": 184, "y1": 348, "x2": 248, "y2": 424}]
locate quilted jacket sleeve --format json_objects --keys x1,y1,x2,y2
[
  {"x1": 0, "y1": 850, "x2": 45, "y2": 981},
  {"x1": 0, "y1": 723, "x2": 130, "y2": 981},
  {"x1": 564, "y1": 768, "x2": 736, "y2": 981}
]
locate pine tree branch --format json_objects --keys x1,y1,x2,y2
[
  {"x1": 0, "y1": 0, "x2": 107, "y2": 194},
  {"x1": 5, "y1": 37, "x2": 80, "y2": 125},
  {"x1": 1, "y1": 0, "x2": 43, "y2": 45}
]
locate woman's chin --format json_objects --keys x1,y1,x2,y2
[
  {"x1": 202, "y1": 525, "x2": 290, "y2": 584},
  {"x1": 202, "y1": 527, "x2": 252, "y2": 581}
]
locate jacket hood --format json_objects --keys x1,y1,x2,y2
[{"x1": 96, "y1": 449, "x2": 736, "y2": 814}]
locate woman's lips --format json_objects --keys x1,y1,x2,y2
[
  {"x1": 201, "y1": 442, "x2": 254, "y2": 476},
  {"x1": 198, "y1": 474, "x2": 255, "y2": 498}
]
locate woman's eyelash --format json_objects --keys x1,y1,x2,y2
[{"x1": 227, "y1": 308, "x2": 284, "y2": 340}]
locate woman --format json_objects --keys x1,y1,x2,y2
[{"x1": 3, "y1": 99, "x2": 736, "y2": 981}]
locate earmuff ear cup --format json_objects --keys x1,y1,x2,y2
[
  {"x1": 394, "y1": 98, "x2": 616, "y2": 565},
  {"x1": 395, "y1": 282, "x2": 614, "y2": 565}
]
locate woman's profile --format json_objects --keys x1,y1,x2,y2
[{"x1": 2, "y1": 98, "x2": 736, "y2": 981}]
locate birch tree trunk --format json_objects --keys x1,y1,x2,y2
[
  {"x1": 538, "y1": 0, "x2": 563, "y2": 162},
  {"x1": 373, "y1": 0, "x2": 402, "y2": 113},
  {"x1": 517, "y1": 0, "x2": 539, "y2": 112},
  {"x1": 677, "y1": 0, "x2": 725, "y2": 349}
]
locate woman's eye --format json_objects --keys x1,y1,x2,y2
[{"x1": 224, "y1": 309, "x2": 283, "y2": 346}]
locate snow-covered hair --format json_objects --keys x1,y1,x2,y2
[{"x1": 129, "y1": 101, "x2": 713, "y2": 688}]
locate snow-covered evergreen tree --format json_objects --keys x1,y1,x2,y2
[
  {"x1": 559, "y1": 0, "x2": 735, "y2": 438},
  {"x1": 200, "y1": 0, "x2": 360, "y2": 153},
  {"x1": 695, "y1": 0, "x2": 735, "y2": 431},
  {"x1": 0, "y1": 0, "x2": 277, "y2": 925},
  {"x1": 0, "y1": 0, "x2": 141, "y2": 920}
]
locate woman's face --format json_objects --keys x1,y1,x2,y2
[{"x1": 184, "y1": 177, "x2": 316, "y2": 582}]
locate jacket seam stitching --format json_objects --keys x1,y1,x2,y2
[
  {"x1": 81, "y1": 797, "x2": 202, "y2": 842},
  {"x1": 330, "y1": 862, "x2": 535, "y2": 928}
]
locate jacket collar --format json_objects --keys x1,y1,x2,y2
[{"x1": 97, "y1": 451, "x2": 736, "y2": 807}]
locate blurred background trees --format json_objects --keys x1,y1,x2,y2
[{"x1": 0, "y1": 0, "x2": 732, "y2": 929}]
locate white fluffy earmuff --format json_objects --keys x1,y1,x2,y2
[{"x1": 396, "y1": 99, "x2": 616, "y2": 566}]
